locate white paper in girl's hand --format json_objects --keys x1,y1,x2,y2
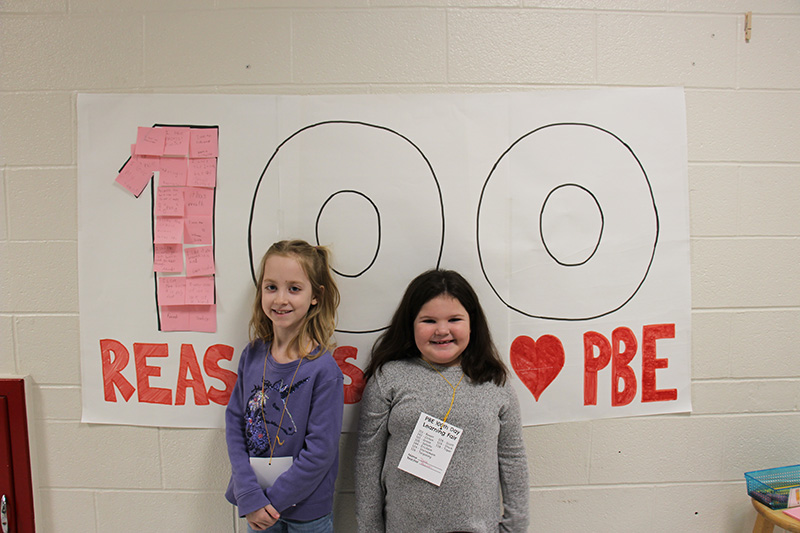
[{"x1": 249, "y1": 457, "x2": 293, "y2": 489}]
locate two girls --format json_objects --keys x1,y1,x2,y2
[{"x1": 227, "y1": 244, "x2": 529, "y2": 532}]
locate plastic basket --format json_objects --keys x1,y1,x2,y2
[{"x1": 746, "y1": 465, "x2": 800, "y2": 510}]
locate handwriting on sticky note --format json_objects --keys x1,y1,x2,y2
[
  {"x1": 136, "y1": 127, "x2": 166, "y2": 156},
  {"x1": 187, "y1": 158, "x2": 217, "y2": 188},
  {"x1": 163, "y1": 127, "x2": 191, "y2": 156},
  {"x1": 184, "y1": 216, "x2": 213, "y2": 245},
  {"x1": 116, "y1": 156, "x2": 155, "y2": 197},
  {"x1": 158, "y1": 276, "x2": 186, "y2": 305},
  {"x1": 159, "y1": 157, "x2": 188, "y2": 187},
  {"x1": 185, "y1": 276, "x2": 215, "y2": 305},
  {"x1": 185, "y1": 245, "x2": 215, "y2": 277},
  {"x1": 188, "y1": 305, "x2": 217, "y2": 333},
  {"x1": 153, "y1": 244, "x2": 184, "y2": 273},
  {"x1": 190, "y1": 128, "x2": 218, "y2": 158},
  {"x1": 118, "y1": 124, "x2": 220, "y2": 334},
  {"x1": 184, "y1": 187, "x2": 214, "y2": 216},
  {"x1": 139, "y1": 155, "x2": 160, "y2": 172},
  {"x1": 156, "y1": 187, "x2": 185, "y2": 217},
  {"x1": 155, "y1": 217, "x2": 184, "y2": 244},
  {"x1": 160, "y1": 305, "x2": 190, "y2": 331}
]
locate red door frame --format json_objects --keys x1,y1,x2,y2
[{"x1": 0, "y1": 379, "x2": 36, "y2": 532}]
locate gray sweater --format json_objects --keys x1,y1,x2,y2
[{"x1": 355, "y1": 358, "x2": 529, "y2": 533}]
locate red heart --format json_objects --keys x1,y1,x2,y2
[{"x1": 510, "y1": 335, "x2": 565, "y2": 401}]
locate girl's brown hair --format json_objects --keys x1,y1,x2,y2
[
  {"x1": 249, "y1": 240, "x2": 340, "y2": 359},
  {"x1": 364, "y1": 269, "x2": 507, "y2": 385}
]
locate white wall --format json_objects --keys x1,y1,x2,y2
[{"x1": 1, "y1": 1, "x2": 799, "y2": 532}]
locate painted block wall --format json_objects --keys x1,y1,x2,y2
[{"x1": 1, "y1": 1, "x2": 798, "y2": 532}]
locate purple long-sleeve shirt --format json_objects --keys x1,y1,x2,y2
[{"x1": 225, "y1": 340, "x2": 344, "y2": 520}]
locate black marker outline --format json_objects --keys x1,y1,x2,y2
[
  {"x1": 315, "y1": 189, "x2": 381, "y2": 278},
  {"x1": 476, "y1": 122, "x2": 659, "y2": 321},
  {"x1": 120, "y1": 123, "x2": 221, "y2": 332},
  {"x1": 539, "y1": 183, "x2": 604, "y2": 267},
  {"x1": 248, "y1": 120, "x2": 445, "y2": 334}
]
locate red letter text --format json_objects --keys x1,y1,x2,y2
[
  {"x1": 133, "y1": 343, "x2": 173, "y2": 405},
  {"x1": 641, "y1": 324, "x2": 677, "y2": 402},
  {"x1": 100, "y1": 339, "x2": 135, "y2": 402},
  {"x1": 584, "y1": 331, "x2": 611, "y2": 406}
]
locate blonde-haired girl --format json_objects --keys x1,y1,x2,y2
[{"x1": 226, "y1": 240, "x2": 343, "y2": 533}]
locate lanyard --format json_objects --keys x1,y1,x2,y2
[
  {"x1": 261, "y1": 351, "x2": 303, "y2": 463},
  {"x1": 422, "y1": 359, "x2": 465, "y2": 423}
]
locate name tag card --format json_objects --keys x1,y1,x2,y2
[
  {"x1": 397, "y1": 412, "x2": 463, "y2": 486},
  {"x1": 249, "y1": 456, "x2": 293, "y2": 489}
]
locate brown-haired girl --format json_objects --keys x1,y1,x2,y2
[{"x1": 356, "y1": 269, "x2": 529, "y2": 533}]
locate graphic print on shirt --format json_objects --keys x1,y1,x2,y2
[{"x1": 245, "y1": 378, "x2": 310, "y2": 456}]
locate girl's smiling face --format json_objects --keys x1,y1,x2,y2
[
  {"x1": 413, "y1": 294, "x2": 471, "y2": 366},
  {"x1": 261, "y1": 254, "x2": 317, "y2": 339}
]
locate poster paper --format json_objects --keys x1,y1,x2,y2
[{"x1": 78, "y1": 90, "x2": 691, "y2": 429}]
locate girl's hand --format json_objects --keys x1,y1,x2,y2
[{"x1": 246, "y1": 505, "x2": 280, "y2": 530}]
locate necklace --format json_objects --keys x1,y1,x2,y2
[
  {"x1": 260, "y1": 347, "x2": 304, "y2": 463},
  {"x1": 422, "y1": 359, "x2": 465, "y2": 423}
]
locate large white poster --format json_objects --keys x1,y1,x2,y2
[{"x1": 78, "y1": 89, "x2": 691, "y2": 429}]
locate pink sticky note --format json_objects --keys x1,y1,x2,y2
[
  {"x1": 184, "y1": 216, "x2": 213, "y2": 245},
  {"x1": 186, "y1": 276, "x2": 215, "y2": 305},
  {"x1": 187, "y1": 158, "x2": 217, "y2": 188},
  {"x1": 185, "y1": 246, "x2": 215, "y2": 277},
  {"x1": 784, "y1": 507, "x2": 800, "y2": 520},
  {"x1": 136, "y1": 127, "x2": 166, "y2": 156},
  {"x1": 155, "y1": 217, "x2": 184, "y2": 244},
  {"x1": 160, "y1": 306, "x2": 190, "y2": 331},
  {"x1": 156, "y1": 187, "x2": 185, "y2": 217},
  {"x1": 163, "y1": 127, "x2": 191, "y2": 157},
  {"x1": 115, "y1": 156, "x2": 155, "y2": 197},
  {"x1": 189, "y1": 128, "x2": 219, "y2": 158},
  {"x1": 188, "y1": 305, "x2": 217, "y2": 333},
  {"x1": 125, "y1": 148, "x2": 159, "y2": 166},
  {"x1": 153, "y1": 244, "x2": 184, "y2": 273},
  {"x1": 184, "y1": 187, "x2": 214, "y2": 216},
  {"x1": 157, "y1": 276, "x2": 187, "y2": 305},
  {"x1": 159, "y1": 157, "x2": 188, "y2": 187},
  {"x1": 139, "y1": 155, "x2": 160, "y2": 174}
]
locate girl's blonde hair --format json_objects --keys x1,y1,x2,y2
[{"x1": 249, "y1": 240, "x2": 340, "y2": 359}]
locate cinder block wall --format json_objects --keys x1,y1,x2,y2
[{"x1": 1, "y1": 2, "x2": 798, "y2": 532}]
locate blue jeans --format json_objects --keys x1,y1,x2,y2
[{"x1": 247, "y1": 513, "x2": 333, "y2": 533}]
